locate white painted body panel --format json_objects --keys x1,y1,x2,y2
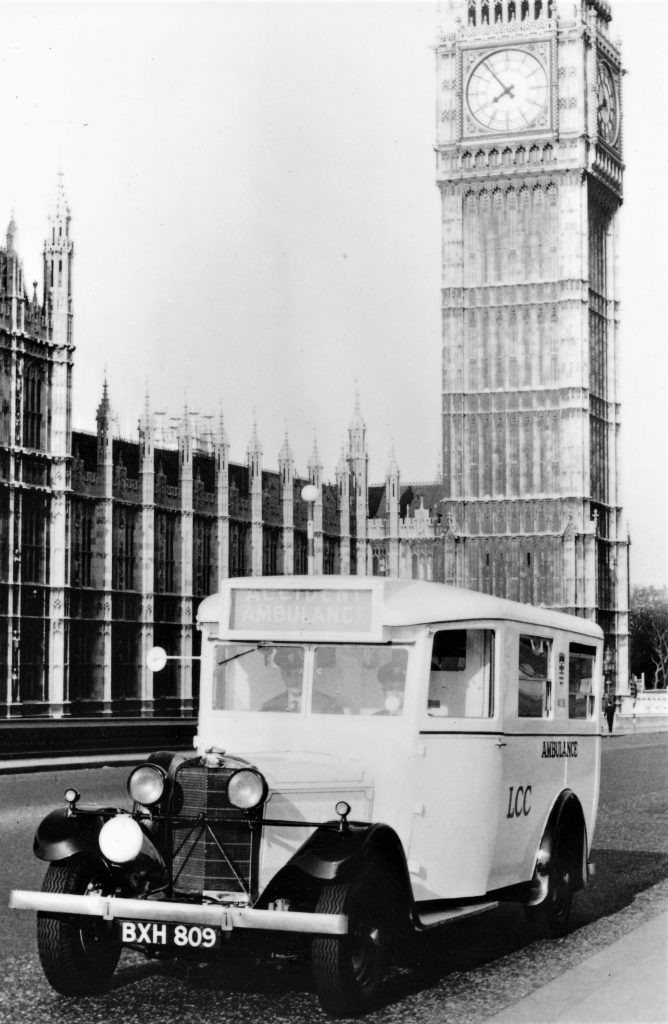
[{"x1": 196, "y1": 577, "x2": 603, "y2": 903}]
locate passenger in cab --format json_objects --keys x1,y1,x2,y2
[
  {"x1": 376, "y1": 649, "x2": 408, "y2": 715},
  {"x1": 261, "y1": 647, "x2": 340, "y2": 713}
]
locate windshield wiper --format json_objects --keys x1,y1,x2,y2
[{"x1": 215, "y1": 643, "x2": 269, "y2": 669}]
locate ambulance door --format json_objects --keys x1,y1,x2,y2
[
  {"x1": 409, "y1": 624, "x2": 503, "y2": 901},
  {"x1": 489, "y1": 629, "x2": 558, "y2": 891}
]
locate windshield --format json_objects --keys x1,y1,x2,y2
[{"x1": 212, "y1": 643, "x2": 408, "y2": 716}]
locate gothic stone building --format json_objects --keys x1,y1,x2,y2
[
  {"x1": 0, "y1": 189, "x2": 443, "y2": 720},
  {"x1": 1, "y1": 0, "x2": 631, "y2": 725},
  {"x1": 436, "y1": 0, "x2": 629, "y2": 690}
]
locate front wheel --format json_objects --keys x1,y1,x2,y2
[
  {"x1": 525, "y1": 846, "x2": 574, "y2": 939},
  {"x1": 37, "y1": 855, "x2": 122, "y2": 995},
  {"x1": 312, "y1": 869, "x2": 393, "y2": 1017}
]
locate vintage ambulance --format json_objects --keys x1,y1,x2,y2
[{"x1": 11, "y1": 576, "x2": 603, "y2": 1016}]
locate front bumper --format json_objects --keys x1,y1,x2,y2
[{"x1": 9, "y1": 889, "x2": 347, "y2": 936}]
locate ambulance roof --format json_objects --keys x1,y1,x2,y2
[{"x1": 197, "y1": 576, "x2": 603, "y2": 639}]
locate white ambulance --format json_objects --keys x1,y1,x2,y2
[{"x1": 11, "y1": 577, "x2": 602, "y2": 1016}]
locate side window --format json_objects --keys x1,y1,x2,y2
[
  {"x1": 428, "y1": 629, "x2": 494, "y2": 718},
  {"x1": 518, "y1": 635, "x2": 552, "y2": 718},
  {"x1": 569, "y1": 643, "x2": 596, "y2": 719}
]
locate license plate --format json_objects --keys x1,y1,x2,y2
[{"x1": 120, "y1": 920, "x2": 221, "y2": 949}]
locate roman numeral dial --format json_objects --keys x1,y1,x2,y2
[{"x1": 466, "y1": 49, "x2": 549, "y2": 134}]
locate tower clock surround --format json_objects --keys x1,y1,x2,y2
[{"x1": 465, "y1": 47, "x2": 550, "y2": 134}]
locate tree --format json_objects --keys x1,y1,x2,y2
[{"x1": 630, "y1": 587, "x2": 668, "y2": 689}]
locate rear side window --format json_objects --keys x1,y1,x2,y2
[
  {"x1": 428, "y1": 629, "x2": 494, "y2": 718},
  {"x1": 518, "y1": 635, "x2": 552, "y2": 718},
  {"x1": 569, "y1": 643, "x2": 597, "y2": 719}
]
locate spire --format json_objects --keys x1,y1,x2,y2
[
  {"x1": 349, "y1": 388, "x2": 365, "y2": 431},
  {"x1": 386, "y1": 441, "x2": 398, "y2": 477},
  {"x1": 308, "y1": 431, "x2": 322, "y2": 488},
  {"x1": 216, "y1": 405, "x2": 228, "y2": 447},
  {"x1": 336, "y1": 442, "x2": 347, "y2": 476},
  {"x1": 248, "y1": 415, "x2": 262, "y2": 455},
  {"x1": 139, "y1": 385, "x2": 153, "y2": 458},
  {"x1": 6, "y1": 212, "x2": 16, "y2": 252},
  {"x1": 54, "y1": 169, "x2": 70, "y2": 224},
  {"x1": 96, "y1": 377, "x2": 111, "y2": 424},
  {"x1": 44, "y1": 169, "x2": 73, "y2": 346},
  {"x1": 348, "y1": 390, "x2": 367, "y2": 460},
  {"x1": 247, "y1": 415, "x2": 262, "y2": 484},
  {"x1": 279, "y1": 423, "x2": 293, "y2": 464}
]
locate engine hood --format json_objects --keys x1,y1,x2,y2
[{"x1": 241, "y1": 750, "x2": 371, "y2": 791}]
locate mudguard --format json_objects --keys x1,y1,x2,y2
[
  {"x1": 34, "y1": 807, "x2": 111, "y2": 862},
  {"x1": 262, "y1": 821, "x2": 412, "y2": 901},
  {"x1": 533, "y1": 789, "x2": 588, "y2": 893},
  {"x1": 34, "y1": 807, "x2": 166, "y2": 879}
]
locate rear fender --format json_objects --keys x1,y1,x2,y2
[{"x1": 530, "y1": 789, "x2": 588, "y2": 902}]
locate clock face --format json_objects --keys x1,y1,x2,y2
[
  {"x1": 597, "y1": 62, "x2": 618, "y2": 145},
  {"x1": 466, "y1": 49, "x2": 549, "y2": 133}
]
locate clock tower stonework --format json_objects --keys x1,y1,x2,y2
[{"x1": 436, "y1": 0, "x2": 628, "y2": 692}]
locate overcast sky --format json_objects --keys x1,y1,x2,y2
[{"x1": 0, "y1": 0, "x2": 665, "y2": 587}]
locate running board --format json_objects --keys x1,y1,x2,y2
[{"x1": 416, "y1": 900, "x2": 498, "y2": 930}]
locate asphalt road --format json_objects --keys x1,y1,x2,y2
[{"x1": 0, "y1": 733, "x2": 666, "y2": 1024}]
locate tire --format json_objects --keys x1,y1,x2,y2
[
  {"x1": 525, "y1": 843, "x2": 574, "y2": 939},
  {"x1": 37, "y1": 855, "x2": 122, "y2": 996},
  {"x1": 312, "y1": 869, "x2": 392, "y2": 1017}
]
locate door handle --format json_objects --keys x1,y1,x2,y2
[{"x1": 495, "y1": 737, "x2": 507, "y2": 748}]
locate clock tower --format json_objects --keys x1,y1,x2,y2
[{"x1": 436, "y1": 0, "x2": 628, "y2": 691}]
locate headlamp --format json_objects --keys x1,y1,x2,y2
[
  {"x1": 99, "y1": 814, "x2": 144, "y2": 864},
  {"x1": 127, "y1": 764, "x2": 166, "y2": 806},
  {"x1": 227, "y1": 769, "x2": 267, "y2": 811}
]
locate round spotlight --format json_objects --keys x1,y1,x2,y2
[
  {"x1": 127, "y1": 764, "x2": 165, "y2": 806},
  {"x1": 227, "y1": 769, "x2": 267, "y2": 811},
  {"x1": 99, "y1": 815, "x2": 144, "y2": 864},
  {"x1": 335, "y1": 800, "x2": 351, "y2": 820}
]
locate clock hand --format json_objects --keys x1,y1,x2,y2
[
  {"x1": 492, "y1": 84, "x2": 515, "y2": 104},
  {"x1": 486, "y1": 63, "x2": 510, "y2": 92}
]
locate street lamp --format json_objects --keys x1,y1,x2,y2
[{"x1": 301, "y1": 484, "x2": 319, "y2": 576}]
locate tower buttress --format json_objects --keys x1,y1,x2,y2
[
  {"x1": 347, "y1": 394, "x2": 369, "y2": 576},
  {"x1": 386, "y1": 446, "x2": 400, "y2": 578},
  {"x1": 247, "y1": 420, "x2": 263, "y2": 576},
  {"x1": 336, "y1": 445, "x2": 351, "y2": 575},
  {"x1": 278, "y1": 428, "x2": 295, "y2": 575},
  {"x1": 308, "y1": 434, "x2": 324, "y2": 574},
  {"x1": 215, "y1": 410, "x2": 230, "y2": 582},
  {"x1": 138, "y1": 390, "x2": 155, "y2": 715},
  {"x1": 43, "y1": 172, "x2": 73, "y2": 349}
]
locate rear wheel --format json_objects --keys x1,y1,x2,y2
[
  {"x1": 525, "y1": 843, "x2": 574, "y2": 939},
  {"x1": 37, "y1": 855, "x2": 121, "y2": 995},
  {"x1": 312, "y1": 869, "x2": 392, "y2": 1017}
]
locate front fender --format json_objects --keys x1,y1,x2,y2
[
  {"x1": 258, "y1": 821, "x2": 412, "y2": 911},
  {"x1": 34, "y1": 807, "x2": 108, "y2": 862},
  {"x1": 34, "y1": 808, "x2": 167, "y2": 881}
]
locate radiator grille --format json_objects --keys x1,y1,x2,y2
[{"x1": 172, "y1": 762, "x2": 255, "y2": 896}]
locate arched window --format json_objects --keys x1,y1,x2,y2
[{"x1": 23, "y1": 366, "x2": 43, "y2": 449}]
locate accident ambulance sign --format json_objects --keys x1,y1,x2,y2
[{"x1": 229, "y1": 588, "x2": 373, "y2": 633}]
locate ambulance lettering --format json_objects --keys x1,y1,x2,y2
[{"x1": 506, "y1": 784, "x2": 532, "y2": 819}]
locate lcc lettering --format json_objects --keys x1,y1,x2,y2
[{"x1": 506, "y1": 784, "x2": 532, "y2": 819}]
